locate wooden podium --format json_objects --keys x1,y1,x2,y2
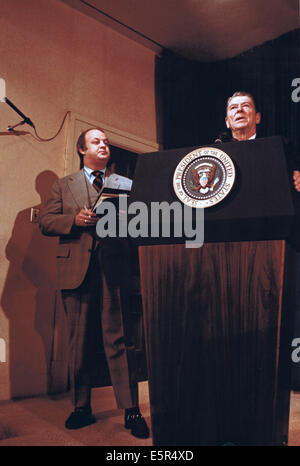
[{"x1": 130, "y1": 137, "x2": 296, "y2": 446}]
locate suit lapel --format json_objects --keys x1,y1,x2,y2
[{"x1": 67, "y1": 170, "x2": 90, "y2": 209}]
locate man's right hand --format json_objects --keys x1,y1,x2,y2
[{"x1": 75, "y1": 207, "x2": 98, "y2": 227}]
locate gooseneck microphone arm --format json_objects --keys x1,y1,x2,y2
[{"x1": 5, "y1": 97, "x2": 34, "y2": 128}]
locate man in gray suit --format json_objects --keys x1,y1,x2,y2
[{"x1": 40, "y1": 127, "x2": 149, "y2": 438}]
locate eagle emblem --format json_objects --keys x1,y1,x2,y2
[
  {"x1": 173, "y1": 147, "x2": 235, "y2": 208},
  {"x1": 191, "y1": 162, "x2": 219, "y2": 194}
]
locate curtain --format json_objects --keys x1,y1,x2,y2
[{"x1": 155, "y1": 28, "x2": 300, "y2": 163}]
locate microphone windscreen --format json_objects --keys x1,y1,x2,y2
[{"x1": 0, "y1": 78, "x2": 6, "y2": 102}]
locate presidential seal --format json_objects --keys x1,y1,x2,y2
[{"x1": 173, "y1": 147, "x2": 236, "y2": 208}]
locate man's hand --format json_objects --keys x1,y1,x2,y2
[
  {"x1": 75, "y1": 207, "x2": 98, "y2": 227},
  {"x1": 293, "y1": 170, "x2": 300, "y2": 192}
]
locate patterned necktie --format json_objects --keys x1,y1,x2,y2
[{"x1": 92, "y1": 170, "x2": 103, "y2": 192}]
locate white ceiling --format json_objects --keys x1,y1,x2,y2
[{"x1": 62, "y1": 0, "x2": 299, "y2": 61}]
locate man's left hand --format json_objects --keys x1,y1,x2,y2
[{"x1": 293, "y1": 170, "x2": 300, "y2": 192}]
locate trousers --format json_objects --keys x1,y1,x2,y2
[{"x1": 61, "y1": 239, "x2": 138, "y2": 409}]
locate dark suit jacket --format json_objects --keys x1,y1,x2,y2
[{"x1": 40, "y1": 169, "x2": 132, "y2": 289}]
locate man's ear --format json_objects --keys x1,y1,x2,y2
[
  {"x1": 225, "y1": 118, "x2": 230, "y2": 129},
  {"x1": 256, "y1": 112, "x2": 261, "y2": 125}
]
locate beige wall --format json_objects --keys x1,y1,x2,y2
[{"x1": 0, "y1": 0, "x2": 157, "y2": 400}]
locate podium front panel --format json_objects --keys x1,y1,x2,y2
[{"x1": 139, "y1": 240, "x2": 295, "y2": 446}]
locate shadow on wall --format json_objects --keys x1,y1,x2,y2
[{"x1": 1, "y1": 170, "x2": 68, "y2": 398}]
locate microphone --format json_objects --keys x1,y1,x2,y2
[
  {"x1": 0, "y1": 77, "x2": 35, "y2": 128},
  {"x1": 214, "y1": 131, "x2": 232, "y2": 143},
  {"x1": 5, "y1": 97, "x2": 34, "y2": 127}
]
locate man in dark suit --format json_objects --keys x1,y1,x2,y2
[
  {"x1": 225, "y1": 91, "x2": 261, "y2": 141},
  {"x1": 217, "y1": 91, "x2": 300, "y2": 251},
  {"x1": 220, "y1": 91, "x2": 300, "y2": 192},
  {"x1": 40, "y1": 127, "x2": 149, "y2": 438},
  {"x1": 215, "y1": 91, "x2": 261, "y2": 143}
]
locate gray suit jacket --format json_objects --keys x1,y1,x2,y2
[{"x1": 40, "y1": 169, "x2": 132, "y2": 290}]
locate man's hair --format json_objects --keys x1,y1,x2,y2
[
  {"x1": 76, "y1": 127, "x2": 106, "y2": 168},
  {"x1": 226, "y1": 91, "x2": 259, "y2": 113}
]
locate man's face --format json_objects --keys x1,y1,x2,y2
[
  {"x1": 81, "y1": 129, "x2": 110, "y2": 168},
  {"x1": 225, "y1": 95, "x2": 261, "y2": 136}
]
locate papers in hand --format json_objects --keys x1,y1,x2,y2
[{"x1": 92, "y1": 187, "x2": 130, "y2": 212}]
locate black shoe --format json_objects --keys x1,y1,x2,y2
[
  {"x1": 124, "y1": 410, "x2": 150, "y2": 439},
  {"x1": 65, "y1": 407, "x2": 95, "y2": 430}
]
